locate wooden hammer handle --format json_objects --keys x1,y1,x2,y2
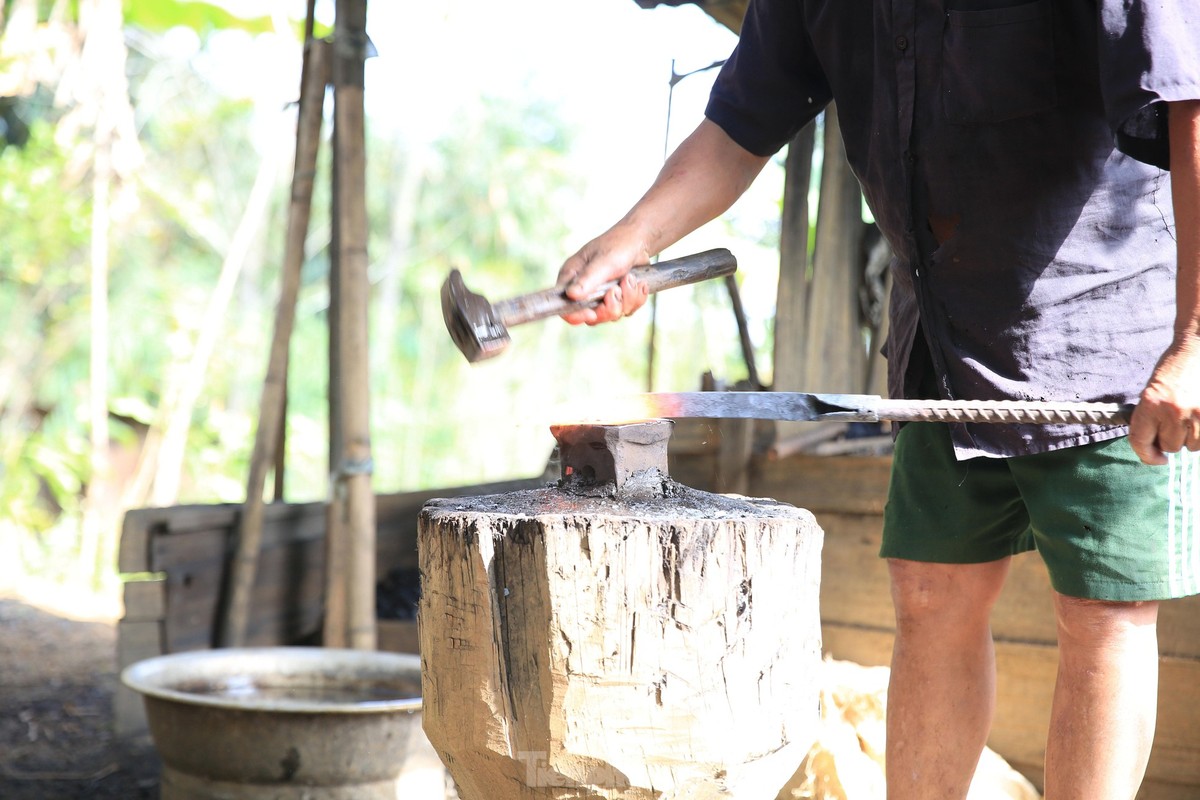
[{"x1": 494, "y1": 248, "x2": 737, "y2": 326}]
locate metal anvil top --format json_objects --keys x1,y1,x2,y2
[{"x1": 549, "y1": 420, "x2": 672, "y2": 494}]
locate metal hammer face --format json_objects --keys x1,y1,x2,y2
[{"x1": 440, "y1": 268, "x2": 510, "y2": 362}]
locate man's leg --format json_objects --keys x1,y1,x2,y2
[
  {"x1": 885, "y1": 557, "x2": 1011, "y2": 800},
  {"x1": 1043, "y1": 594, "x2": 1159, "y2": 800}
]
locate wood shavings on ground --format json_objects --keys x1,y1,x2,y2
[{"x1": 777, "y1": 658, "x2": 1042, "y2": 800}]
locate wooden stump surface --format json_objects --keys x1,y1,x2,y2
[{"x1": 419, "y1": 484, "x2": 824, "y2": 800}]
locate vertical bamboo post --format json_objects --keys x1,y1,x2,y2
[
  {"x1": 326, "y1": 0, "x2": 376, "y2": 651},
  {"x1": 218, "y1": 36, "x2": 330, "y2": 648},
  {"x1": 325, "y1": 90, "x2": 348, "y2": 649}
]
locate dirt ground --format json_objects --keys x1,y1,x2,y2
[{"x1": 0, "y1": 590, "x2": 161, "y2": 799}]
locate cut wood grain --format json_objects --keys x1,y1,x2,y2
[{"x1": 419, "y1": 486, "x2": 824, "y2": 799}]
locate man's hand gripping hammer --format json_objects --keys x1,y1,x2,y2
[{"x1": 440, "y1": 248, "x2": 737, "y2": 362}]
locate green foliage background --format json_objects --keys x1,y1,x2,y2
[{"x1": 0, "y1": 2, "x2": 776, "y2": 591}]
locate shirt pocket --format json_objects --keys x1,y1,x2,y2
[{"x1": 942, "y1": 0, "x2": 1057, "y2": 125}]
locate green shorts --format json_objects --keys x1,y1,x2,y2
[{"x1": 881, "y1": 422, "x2": 1200, "y2": 601}]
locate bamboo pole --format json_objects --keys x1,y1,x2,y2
[
  {"x1": 219, "y1": 37, "x2": 331, "y2": 648},
  {"x1": 326, "y1": 0, "x2": 376, "y2": 651},
  {"x1": 325, "y1": 58, "x2": 348, "y2": 649}
]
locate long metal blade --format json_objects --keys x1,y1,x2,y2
[{"x1": 635, "y1": 392, "x2": 1134, "y2": 426}]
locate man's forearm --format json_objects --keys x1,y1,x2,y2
[
  {"x1": 1129, "y1": 99, "x2": 1200, "y2": 464},
  {"x1": 615, "y1": 118, "x2": 771, "y2": 258}
]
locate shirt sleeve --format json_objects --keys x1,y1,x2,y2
[
  {"x1": 1098, "y1": 0, "x2": 1200, "y2": 169},
  {"x1": 704, "y1": 0, "x2": 832, "y2": 157}
]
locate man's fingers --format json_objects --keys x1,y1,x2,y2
[
  {"x1": 562, "y1": 253, "x2": 626, "y2": 301},
  {"x1": 560, "y1": 268, "x2": 650, "y2": 326},
  {"x1": 560, "y1": 287, "x2": 624, "y2": 326},
  {"x1": 1128, "y1": 406, "x2": 1169, "y2": 465},
  {"x1": 619, "y1": 274, "x2": 650, "y2": 316},
  {"x1": 1125, "y1": 401, "x2": 1200, "y2": 464}
]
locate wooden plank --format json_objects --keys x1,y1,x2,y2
[
  {"x1": 753, "y1": 454, "x2": 892, "y2": 515},
  {"x1": 668, "y1": 418, "x2": 720, "y2": 455},
  {"x1": 120, "y1": 500, "x2": 329, "y2": 573},
  {"x1": 773, "y1": 123, "x2": 816, "y2": 447},
  {"x1": 802, "y1": 104, "x2": 865, "y2": 394},
  {"x1": 716, "y1": 416, "x2": 754, "y2": 495},
  {"x1": 1152, "y1": 655, "x2": 1200, "y2": 789},
  {"x1": 119, "y1": 480, "x2": 550, "y2": 656},
  {"x1": 1157, "y1": 596, "x2": 1200, "y2": 660},
  {"x1": 156, "y1": 528, "x2": 325, "y2": 653},
  {"x1": 668, "y1": 456, "x2": 718, "y2": 495},
  {"x1": 148, "y1": 513, "x2": 323, "y2": 573},
  {"x1": 116, "y1": 619, "x2": 164, "y2": 671},
  {"x1": 1137, "y1": 781, "x2": 1200, "y2": 800},
  {"x1": 114, "y1": 619, "x2": 165, "y2": 737},
  {"x1": 122, "y1": 480, "x2": 546, "y2": 578},
  {"x1": 121, "y1": 577, "x2": 165, "y2": 622},
  {"x1": 119, "y1": 503, "x2": 241, "y2": 573},
  {"x1": 822, "y1": 623, "x2": 1200, "y2": 792}
]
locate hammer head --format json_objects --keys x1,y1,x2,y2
[{"x1": 441, "y1": 268, "x2": 510, "y2": 362}]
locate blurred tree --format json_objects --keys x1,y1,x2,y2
[
  {"x1": 366, "y1": 95, "x2": 584, "y2": 489},
  {"x1": 0, "y1": 0, "x2": 758, "y2": 595},
  {"x1": 0, "y1": 0, "x2": 291, "y2": 588}
]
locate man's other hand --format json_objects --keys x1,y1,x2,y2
[{"x1": 1130, "y1": 338, "x2": 1200, "y2": 464}]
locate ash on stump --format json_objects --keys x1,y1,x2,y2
[{"x1": 418, "y1": 420, "x2": 824, "y2": 800}]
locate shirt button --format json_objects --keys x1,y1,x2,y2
[{"x1": 895, "y1": 35, "x2": 909, "y2": 51}]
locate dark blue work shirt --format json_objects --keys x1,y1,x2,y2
[{"x1": 706, "y1": 0, "x2": 1200, "y2": 458}]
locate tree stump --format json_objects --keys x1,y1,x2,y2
[{"x1": 418, "y1": 423, "x2": 824, "y2": 799}]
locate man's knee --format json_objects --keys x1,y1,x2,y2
[
  {"x1": 887, "y1": 557, "x2": 1009, "y2": 627},
  {"x1": 1053, "y1": 593, "x2": 1159, "y2": 648}
]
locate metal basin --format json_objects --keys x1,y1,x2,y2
[{"x1": 122, "y1": 647, "x2": 429, "y2": 799}]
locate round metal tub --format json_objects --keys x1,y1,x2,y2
[{"x1": 122, "y1": 647, "x2": 426, "y2": 799}]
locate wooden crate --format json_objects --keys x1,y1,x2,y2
[{"x1": 116, "y1": 475, "x2": 548, "y2": 736}]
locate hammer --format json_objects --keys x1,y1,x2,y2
[{"x1": 441, "y1": 248, "x2": 737, "y2": 362}]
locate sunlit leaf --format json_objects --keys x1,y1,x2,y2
[{"x1": 122, "y1": 0, "x2": 273, "y2": 35}]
